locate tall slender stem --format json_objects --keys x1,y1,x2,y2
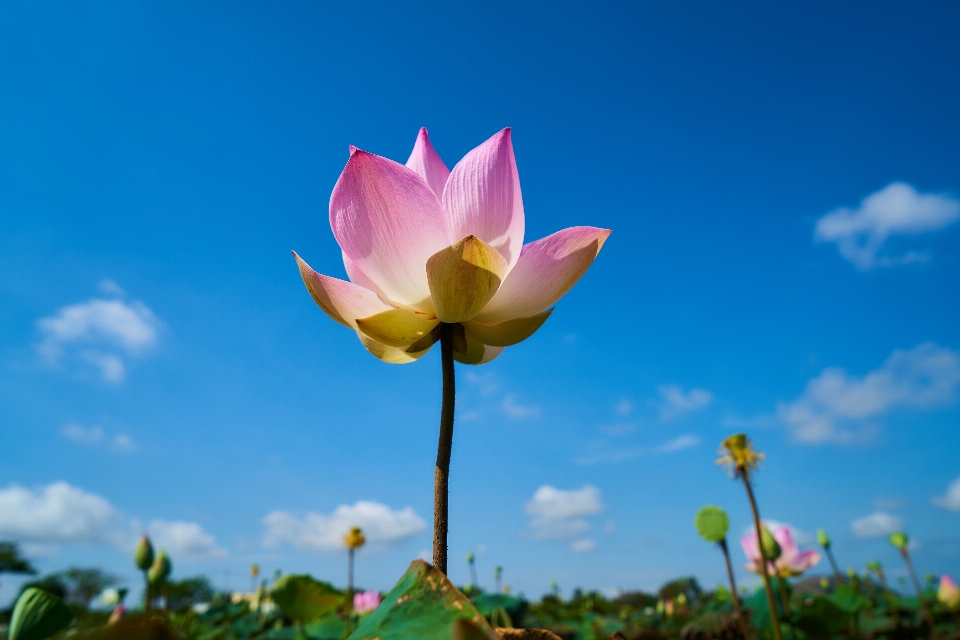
[
  {"x1": 719, "y1": 538, "x2": 750, "y2": 640},
  {"x1": 901, "y1": 549, "x2": 939, "y2": 640},
  {"x1": 433, "y1": 324, "x2": 456, "y2": 575},
  {"x1": 347, "y1": 548, "x2": 355, "y2": 594},
  {"x1": 142, "y1": 570, "x2": 150, "y2": 611},
  {"x1": 825, "y1": 547, "x2": 844, "y2": 587},
  {"x1": 742, "y1": 470, "x2": 783, "y2": 640},
  {"x1": 776, "y1": 577, "x2": 792, "y2": 618}
]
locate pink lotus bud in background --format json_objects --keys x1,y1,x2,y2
[{"x1": 353, "y1": 590, "x2": 381, "y2": 615}]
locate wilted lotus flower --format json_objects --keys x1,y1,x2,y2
[
  {"x1": 940, "y1": 576, "x2": 960, "y2": 611},
  {"x1": 353, "y1": 590, "x2": 381, "y2": 615},
  {"x1": 742, "y1": 524, "x2": 821, "y2": 577},
  {"x1": 294, "y1": 128, "x2": 610, "y2": 365}
]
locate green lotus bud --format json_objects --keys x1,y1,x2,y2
[
  {"x1": 760, "y1": 525, "x2": 781, "y2": 561},
  {"x1": 134, "y1": 535, "x2": 154, "y2": 571},
  {"x1": 889, "y1": 531, "x2": 908, "y2": 550},
  {"x1": 147, "y1": 549, "x2": 171, "y2": 586},
  {"x1": 676, "y1": 593, "x2": 687, "y2": 606},
  {"x1": 466, "y1": 551, "x2": 475, "y2": 564},
  {"x1": 694, "y1": 506, "x2": 729, "y2": 543},
  {"x1": 817, "y1": 528, "x2": 830, "y2": 549},
  {"x1": 846, "y1": 567, "x2": 857, "y2": 579},
  {"x1": 819, "y1": 577, "x2": 830, "y2": 591}
]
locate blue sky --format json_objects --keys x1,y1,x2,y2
[{"x1": 2, "y1": 1, "x2": 959, "y2": 604}]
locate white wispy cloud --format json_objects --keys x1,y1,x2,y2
[
  {"x1": 778, "y1": 343, "x2": 960, "y2": 444},
  {"x1": 615, "y1": 399, "x2": 634, "y2": 416},
  {"x1": 655, "y1": 385, "x2": 713, "y2": 420},
  {"x1": 573, "y1": 442, "x2": 643, "y2": 465},
  {"x1": 656, "y1": 434, "x2": 701, "y2": 453},
  {"x1": 814, "y1": 183, "x2": 960, "y2": 270},
  {"x1": 146, "y1": 520, "x2": 227, "y2": 560},
  {"x1": 37, "y1": 290, "x2": 162, "y2": 383},
  {"x1": 60, "y1": 422, "x2": 138, "y2": 453},
  {"x1": 524, "y1": 485, "x2": 603, "y2": 552},
  {"x1": 569, "y1": 538, "x2": 596, "y2": 553},
  {"x1": 851, "y1": 512, "x2": 903, "y2": 539},
  {"x1": 502, "y1": 395, "x2": 541, "y2": 419},
  {"x1": 261, "y1": 501, "x2": 426, "y2": 552},
  {"x1": 0, "y1": 482, "x2": 224, "y2": 560},
  {"x1": 61, "y1": 423, "x2": 104, "y2": 444},
  {"x1": 933, "y1": 476, "x2": 960, "y2": 512}
]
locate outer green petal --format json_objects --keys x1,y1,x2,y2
[
  {"x1": 426, "y1": 235, "x2": 508, "y2": 323},
  {"x1": 463, "y1": 309, "x2": 552, "y2": 347},
  {"x1": 356, "y1": 331, "x2": 432, "y2": 364},
  {"x1": 356, "y1": 308, "x2": 440, "y2": 348}
]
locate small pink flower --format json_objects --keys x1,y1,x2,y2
[
  {"x1": 940, "y1": 575, "x2": 960, "y2": 611},
  {"x1": 353, "y1": 590, "x2": 381, "y2": 615},
  {"x1": 295, "y1": 128, "x2": 610, "y2": 365},
  {"x1": 742, "y1": 524, "x2": 821, "y2": 577}
]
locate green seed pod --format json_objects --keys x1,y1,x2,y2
[
  {"x1": 888, "y1": 531, "x2": 908, "y2": 550},
  {"x1": 466, "y1": 551, "x2": 475, "y2": 564},
  {"x1": 134, "y1": 535, "x2": 154, "y2": 571},
  {"x1": 817, "y1": 528, "x2": 830, "y2": 549},
  {"x1": 694, "y1": 506, "x2": 729, "y2": 543},
  {"x1": 760, "y1": 525, "x2": 781, "y2": 561},
  {"x1": 148, "y1": 549, "x2": 171, "y2": 586}
]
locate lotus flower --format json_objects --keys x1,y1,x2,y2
[
  {"x1": 940, "y1": 575, "x2": 960, "y2": 611},
  {"x1": 353, "y1": 590, "x2": 381, "y2": 615},
  {"x1": 742, "y1": 524, "x2": 821, "y2": 577},
  {"x1": 294, "y1": 128, "x2": 610, "y2": 365}
]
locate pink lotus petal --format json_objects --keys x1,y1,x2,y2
[
  {"x1": 442, "y1": 128, "x2": 525, "y2": 271},
  {"x1": 405, "y1": 127, "x2": 450, "y2": 199},
  {"x1": 330, "y1": 149, "x2": 449, "y2": 312},
  {"x1": 741, "y1": 531, "x2": 762, "y2": 564},
  {"x1": 474, "y1": 227, "x2": 611, "y2": 324},
  {"x1": 789, "y1": 549, "x2": 821, "y2": 573},
  {"x1": 294, "y1": 252, "x2": 393, "y2": 329},
  {"x1": 774, "y1": 526, "x2": 799, "y2": 566},
  {"x1": 342, "y1": 251, "x2": 381, "y2": 293}
]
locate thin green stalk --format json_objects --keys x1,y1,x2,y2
[
  {"x1": 901, "y1": 548, "x2": 939, "y2": 640},
  {"x1": 825, "y1": 547, "x2": 844, "y2": 588},
  {"x1": 742, "y1": 470, "x2": 783, "y2": 640},
  {"x1": 433, "y1": 324, "x2": 456, "y2": 575},
  {"x1": 142, "y1": 570, "x2": 150, "y2": 611},
  {"x1": 719, "y1": 538, "x2": 750, "y2": 640}
]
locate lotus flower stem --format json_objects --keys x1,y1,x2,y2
[
  {"x1": 718, "y1": 538, "x2": 750, "y2": 640},
  {"x1": 824, "y1": 547, "x2": 843, "y2": 587},
  {"x1": 776, "y1": 577, "x2": 792, "y2": 618},
  {"x1": 899, "y1": 548, "x2": 939, "y2": 640},
  {"x1": 433, "y1": 323, "x2": 456, "y2": 575},
  {"x1": 742, "y1": 470, "x2": 783, "y2": 640},
  {"x1": 142, "y1": 571, "x2": 150, "y2": 612},
  {"x1": 348, "y1": 547, "x2": 355, "y2": 594}
]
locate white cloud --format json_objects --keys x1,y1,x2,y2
[
  {"x1": 60, "y1": 423, "x2": 138, "y2": 453},
  {"x1": 655, "y1": 385, "x2": 713, "y2": 420},
  {"x1": 111, "y1": 434, "x2": 139, "y2": 452},
  {"x1": 0, "y1": 482, "x2": 122, "y2": 545},
  {"x1": 852, "y1": 512, "x2": 903, "y2": 539},
  {"x1": 61, "y1": 422, "x2": 104, "y2": 444},
  {"x1": 502, "y1": 395, "x2": 541, "y2": 419},
  {"x1": 615, "y1": 399, "x2": 634, "y2": 416},
  {"x1": 933, "y1": 476, "x2": 960, "y2": 511},
  {"x1": 525, "y1": 485, "x2": 603, "y2": 520},
  {"x1": 778, "y1": 343, "x2": 960, "y2": 444},
  {"x1": 0, "y1": 482, "x2": 225, "y2": 561},
  {"x1": 146, "y1": 520, "x2": 227, "y2": 560},
  {"x1": 570, "y1": 538, "x2": 596, "y2": 553},
  {"x1": 656, "y1": 434, "x2": 701, "y2": 453},
  {"x1": 37, "y1": 293, "x2": 161, "y2": 384},
  {"x1": 261, "y1": 501, "x2": 427, "y2": 552},
  {"x1": 814, "y1": 183, "x2": 960, "y2": 270},
  {"x1": 524, "y1": 486, "x2": 603, "y2": 551}
]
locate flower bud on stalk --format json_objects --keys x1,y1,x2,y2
[{"x1": 134, "y1": 535, "x2": 154, "y2": 611}]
